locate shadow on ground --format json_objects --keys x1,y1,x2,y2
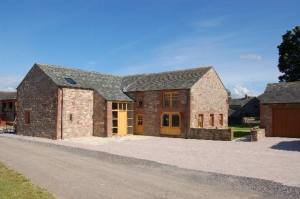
[{"x1": 271, "y1": 140, "x2": 300, "y2": 152}]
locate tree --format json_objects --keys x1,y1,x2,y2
[{"x1": 277, "y1": 26, "x2": 300, "y2": 82}]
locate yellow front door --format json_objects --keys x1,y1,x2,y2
[
  {"x1": 135, "y1": 114, "x2": 144, "y2": 135},
  {"x1": 118, "y1": 111, "x2": 127, "y2": 136}
]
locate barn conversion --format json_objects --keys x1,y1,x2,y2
[
  {"x1": 16, "y1": 63, "x2": 228, "y2": 139},
  {"x1": 260, "y1": 81, "x2": 300, "y2": 138}
]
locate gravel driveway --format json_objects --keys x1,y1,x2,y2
[{"x1": 2, "y1": 134, "x2": 300, "y2": 187}]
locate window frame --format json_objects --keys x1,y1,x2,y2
[
  {"x1": 161, "y1": 112, "x2": 181, "y2": 128},
  {"x1": 198, "y1": 114, "x2": 204, "y2": 128},
  {"x1": 25, "y1": 110, "x2": 31, "y2": 124},
  {"x1": 163, "y1": 92, "x2": 179, "y2": 108},
  {"x1": 209, "y1": 114, "x2": 214, "y2": 127}
]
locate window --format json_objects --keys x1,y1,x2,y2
[
  {"x1": 137, "y1": 115, "x2": 143, "y2": 126},
  {"x1": 219, "y1": 114, "x2": 223, "y2": 126},
  {"x1": 2, "y1": 103, "x2": 6, "y2": 111},
  {"x1": 9, "y1": 102, "x2": 13, "y2": 109},
  {"x1": 64, "y1": 77, "x2": 77, "y2": 85},
  {"x1": 69, "y1": 114, "x2": 73, "y2": 122},
  {"x1": 162, "y1": 114, "x2": 170, "y2": 127},
  {"x1": 163, "y1": 92, "x2": 179, "y2": 108},
  {"x1": 198, "y1": 114, "x2": 204, "y2": 128},
  {"x1": 25, "y1": 111, "x2": 31, "y2": 124},
  {"x1": 112, "y1": 111, "x2": 118, "y2": 119},
  {"x1": 209, "y1": 114, "x2": 214, "y2": 126},
  {"x1": 172, "y1": 114, "x2": 180, "y2": 127},
  {"x1": 161, "y1": 113, "x2": 181, "y2": 128},
  {"x1": 137, "y1": 97, "x2": 143, "y2": 108},
  {"x1": 112, "y1": 103, "x2": 118, "y2": 110}
]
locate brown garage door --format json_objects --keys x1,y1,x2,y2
[{"x1": 273, "y1": 108, "x2": 300, "y2": 138}]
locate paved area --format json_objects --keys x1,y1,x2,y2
[{"x1": 0, "y1": 136, "x2": 299, "y2": 199}]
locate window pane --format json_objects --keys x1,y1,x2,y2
[
  {"x1": 219, "y1": 114, "x2": 223, "y2": 125},
  {"x1": 163, "y1": 93, "x2": 171, "y2": 108},
  {"x1": 162, "y1": 114, "x2": 169, "y2": 127},
  {"x1": 171, "y1": 93, "x2": 179, "y2": 108},
  {"x1": 172, "y1": 114, "x2": 180, "y2": 127},
  {"x1": 112, "y1": 111, "x2": 118, "y2": 119},
  {"x1": 198, "y1": 114, "x2": 203, "y2": 128},
  {"x1": 112, "y1": 128, "x2": 118, "y2": 133},
  {"x1": 112, "y1": 103, "x2": 118, "y2": 110},
  {"x1": 113, "y1": 120, "x2": 118, "y2": 127},
  {"x1": 210, "y1": 114, "x2": 214, "y2": 126}
]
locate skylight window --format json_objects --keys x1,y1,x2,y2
[{"x1": 64, "y1": 77, "x2": 77, "y2": 85}]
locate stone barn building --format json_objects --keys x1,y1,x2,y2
[
  {"x1": 260, "y1": 82, "x2": 300, "y2": 138},
  {"x1": 17, "y1": 63, "x2": 228, "y2": 139}
]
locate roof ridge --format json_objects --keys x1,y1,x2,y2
[
  {"x1": 35, "y1": 63, "x2": 123, "y2": 78},
  {"x1": 122, "y1": 66, "x2": 213, "y2": 78}
]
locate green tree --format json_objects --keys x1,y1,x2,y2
[{"x1": 277, "y1": 26, "x2": 300, "y2": 82}]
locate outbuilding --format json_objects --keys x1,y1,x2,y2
[{"x1": 260, "y1": 81, "x2": 300, "y2": 138}]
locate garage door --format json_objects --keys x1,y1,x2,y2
[{"x1": 273, "y1": 108, "x2": 300, "y2": 138}]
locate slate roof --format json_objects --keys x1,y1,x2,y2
[
  {"x1": 35, "y1": 63, "x2": 212, "y2": 101},
  {"x1": 36, "y1": 64, "x2": 132, "y2": 101},
  {"x1": 121, "y1": 67, "x2": 212, "y2": 92},
  {"x1": 230, "y1": 96, "x2": 256, "y2": 108},
  {"x1": 0, "y1": 92, "x2": 17, "y2": 101},
  {"x1": 260, "y1": 81, "x2": 300, "y2": 104}
]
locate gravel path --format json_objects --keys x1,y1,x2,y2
[
  {"x1": 2, "y1": 134, "x2": 300, "y2": 187},
  {"x1": 0, "y1": 136, "x2": 300, "y2": 199}
]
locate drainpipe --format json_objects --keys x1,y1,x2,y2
[{"x1": 61, "y1": 88, "x2": 63, "y2": 140}]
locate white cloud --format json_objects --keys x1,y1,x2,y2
[
  {"x1": 232, "y1": 85, "x2": 255, "y2": 98},
  {"x1": 0, "y1": 75, "x2": 21, "y2": 91},
  {"x1": 240, "y1": 53, "x2": 262, "y2": 61}
]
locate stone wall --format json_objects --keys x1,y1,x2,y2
[
  {"x1": 17, "y1": 65, "x2": 58, "y2": 139},
  {"x1": 250, "y1": 128, "x2": 265, "y2": 141},
  {"x1": 188, "y1": 128, "x2": 233, "y2": 141},
  {"x1": 190, "y1": 68, "x2": 228, "y2": 129},
  {"x1": 61, "y1": 88, "x2": 93, "y2": 139},
  {"x1": 93, "y1": 92, "x2": 107, "y2": 137}
]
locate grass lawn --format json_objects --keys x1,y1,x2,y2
[
  {"x1": 0, "y1": 162, "x2": 55, "y2": 199},
  {"x1": 230, "y1": 125, "x2": 253, "y2": 139}
]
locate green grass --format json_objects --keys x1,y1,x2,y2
[
  {"x1": 0, "y1": 162, "x2": 55, "y2": 199},
  {"x1": 230, "y1": 125, "x2": 253, "y2": 139}
]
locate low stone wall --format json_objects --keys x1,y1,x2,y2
[
  {"x1": 250, "y1": 128, "x2": 265, "y2": 141},
  {"x1": 188, "y1": 128, "x2": 233, "y2": 141}
]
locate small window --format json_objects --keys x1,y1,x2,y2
[
  {"x1": 25, "y1": 111, "x2": 31, "y2": 124},
  {"x1": 171, "y1": 114, "x2": 180, "y2": 127},
  {"x1": 137, "y1": 97, "x2": 143, "y2": 108},
  {"x1": 112, "y1": 103, "x2": 118, "y2": 110},
  {"x1": 64, "y1": 77, "x2": 77, "y2": 85},
  {"x1": 112, "y1": 120, "x2": 118, "y2": 128},
  {"x1": 112, "y1": 111, "x2": 118, "y2": 119},
  {"x1": 137, "y1": 115, "x2": 143, "y2": 126},
  {"x1": 2, "y1": 103, "x2": 6, "y2": 111},
  {"x1": 198, "y1": 114, "x2": 204, "y2": 128},
  {"x1": 163, "y1": 93, "x2": 171, "y2": 108},
  {"x1": 162, "y1": 114, "x2": 169, "y2": 127},
  {"x1": 9, "y1": 102, "x2": 13, "y2": 109},
  {"x1": 219, "y1": 114, "x2": 223, "y2": 126},
  {"x1": 69, "y1": 114, "x2": 73, "y2": 122},
  {"x1": 171, "y1": 93, "x2": 179, "y2": 108},
  {"x1": 112, "y1": 128, "x2": 118, "y2": 134},
  {"x1": 163, "y1": 92, "x2": 179, "y2": 108},
  {"x1": 209, "y1": 114, "x2": 214, "y2": 126}
]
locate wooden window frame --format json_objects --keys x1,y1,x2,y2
[
  {"x1": 163, "y1": 92, "x2": 179, "y2": 108},
  {"x1": 25, "y1": 110, "x2": 31, "y2": 124},
  {"x1": 219, "y1": 114, "x2": 223, "y2": 126},
  {"x1": 209, "y1": 114, "x2": 214, "y2": 127},
  {"x1": 161, "y1": 112, "x2": 181, "y2": 128},
  {"x1": 198, "y1": 114, "x2": 204, "y2": 128}
]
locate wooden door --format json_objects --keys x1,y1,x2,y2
[
  {"x1": 160, "y1": 112, "x2": 181, "y2": 136},
  {"x1": 273, "y1": 108, "x2": 300, "y2": 138},
  {"x1": 135, "y1": 114, "x2": 144, "y2": 135},
  {"x1": 118, "y1": 111, "x2": 127, "y2": 136}
]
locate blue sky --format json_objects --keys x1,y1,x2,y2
[{"x1": 0, "y1": 0, "x2": 299, "y2": 97}]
